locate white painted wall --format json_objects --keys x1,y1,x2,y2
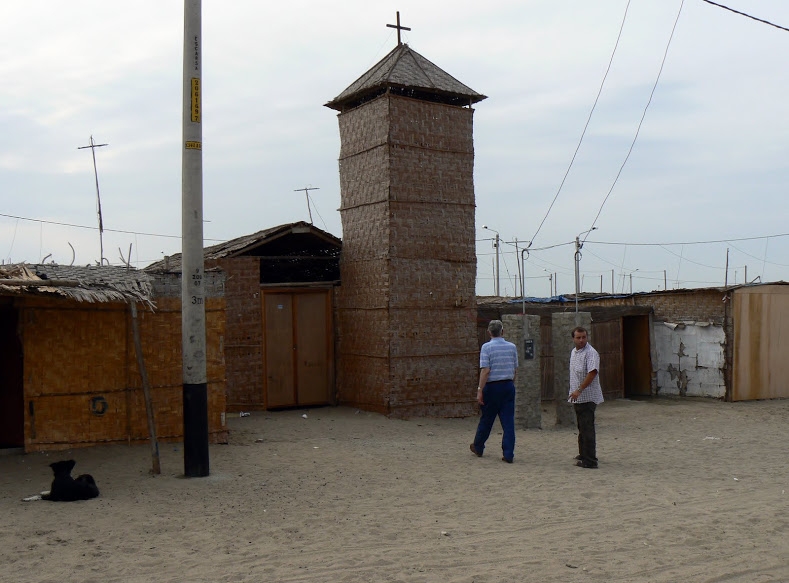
[{"x1": 654, "y1": 322, "x2": 725, "y2": 398}]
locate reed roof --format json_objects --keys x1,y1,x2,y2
[
  {"x1": 0, "y1": 263, "x2": 154, "y2": 305},
  {"x1": 325, "y1": 43, "x2": 486, "y2": 111}
]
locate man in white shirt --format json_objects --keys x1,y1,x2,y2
[{"x1": 568, "y1": 327, "x2": 604, "y2": 469}]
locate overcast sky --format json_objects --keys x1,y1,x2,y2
[{"x1": 2, "y1": 1, "x2": 788, "y2": 296}]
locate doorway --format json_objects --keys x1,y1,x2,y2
[
  {"x1": 262, "y1": 289, "x2": 333, "y2": 409},
  {"x1": 622, "y1": 315, "x2": 652, "y2": 397},
  {"x1": 0, "y1": 304, "x2": 24, "y2": 448}
]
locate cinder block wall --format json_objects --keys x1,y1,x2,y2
[
  {"x1": 577, "y1": 289, "x2": 725, "y2": 324},
  {"x1": 336, "y1": 94, "x2": 478, "y2": 417},
  {"x1": 503, "y1": 314, "x2": 542, "y2": 429}
]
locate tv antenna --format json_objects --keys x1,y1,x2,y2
[
  {"x1": 294, "y1": 186, "x2": 319, "y2": 224},
  {"x1": 78, "y1": 136, "x2": 109, "y2": 264}
]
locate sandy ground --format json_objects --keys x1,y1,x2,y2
[{"x1": 2, "y1": 397, "x2": 788, "y2": 583}]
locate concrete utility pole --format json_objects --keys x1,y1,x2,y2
[
  {"x1": 181, "y1": 0, "x2": 209, "y2": 477},
  {"x1": 77, "y1": 136, "x2": 108, "y2": 264},
  {"x1": 483, "y1": 225, "x2": 500, "y2": 296},
  {"x1": 574, "y1": 227, "x2": 596, "y2": 324}
]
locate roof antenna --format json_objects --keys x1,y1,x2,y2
[
  {"x1": 386, "y1": 11, "x2": 411, "y2": 46},
  {"x1": 294, "y1": 186, "x2": 319, "y2": 224},
  {"x1": 78, "y1": 136, "x2": 109, "y2": 265}
]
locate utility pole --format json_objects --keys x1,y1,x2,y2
[
  {"x1": 77, "y1": 136, "x2": 108, "y2": 264},
  {"x1": 181, "y1": 0, "x2": 209, "y2": 477},
  {"x1": 574, "y1": 228, "x2": 596, "y2": 324},
  {"x1": 514, "y1": 238, "x2": 520, "y2": 298},
  {"x1": 483, "y1": 226, "x2": 500, "y2": 296},
  {"x1": 294, "y1": 186, "x2": 319, "y2": 224},
  {"x1": 724, "y1": 248, "x2": 729, "y2": 287}
]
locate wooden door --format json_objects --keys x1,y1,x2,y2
[
  {"x1": 263, "y1": 293, "x2": 296, "y2": 408},
  {"x1": 591, "y1": 319, "x2": 624, "y2": 400},
  {"x1": 294, "y1": 292, "x2": 330, "y2": 405},
  {"x1": 262, "y1": 289, "x2": 332, "y2": 409}
]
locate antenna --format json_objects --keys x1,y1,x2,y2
[
  {"x1": 294, "y1": 186, "x2": 319, "y2": 224},
  {"x1": 77, "y1": 136, "x2": 109, "y2": 264}
]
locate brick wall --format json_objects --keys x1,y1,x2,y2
[
  {"x1": 336, "y1": 93, "x2": 479, "y2": 417},
  {"x1": 577, "y1": 289, "x2": 726, "y2": 324},
  {"x1": 214, "y1": 257, "x2": 264, "y2": 410}
]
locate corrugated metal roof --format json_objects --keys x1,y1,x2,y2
[
  {"x1": 0, "y1": 263, "x2": 154, "y2": 305},
  {"x1": 145, "y1": 221, "x2": 342, "y2": 273},
  {"x1": 325, "y1": 43, "x2": 486, "y2": 111}
]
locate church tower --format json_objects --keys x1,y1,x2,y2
[{"x1": 326, "y1": 31, "x2": 486, "y2": 417}]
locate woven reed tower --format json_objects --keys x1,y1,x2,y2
[{"x1": 325, "y1": 43, "x2": 486, "y2": 417}]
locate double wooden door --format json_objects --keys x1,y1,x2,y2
[{"x1": 262, "y1": 289, "x2": 333, "y2": 409}]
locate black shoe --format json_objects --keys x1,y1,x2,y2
[
  {"x1": 502, "y1": 456, "x2": 513, "y2": 463},
  {"x1": 470, "y1": 443, "x2": 482, "y2": 457},
  {"x1": 576, "y1": 461, "x2": 598, "y2": 469},
  {"x1": 575, "y1": 454, "x2": 598, "y2": 462}
]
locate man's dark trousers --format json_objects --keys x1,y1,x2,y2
[
  {"x1": 574, "y1": 402, "x2": 598, "y2": 467},
  {"x1": 473, "y1": 380, "x2": 516, "y2": 461}
]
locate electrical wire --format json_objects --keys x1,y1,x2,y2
[
  {"x1": 584, "y1": 0, "x2": 685, "y2": 243},
  {"x1": 588, "y1": 232, "x2": 789, "y2": 246},
  {"x1": 527, "y1": 0, "x2": 633, "y2": 248},
  {"x1": 0, "y1": 211, "x2": 224, "y2": 242},
  {"x1": 723, "y1": 240, "x2": 789, "y2": 268},
  {"x1": 701, "y1": 0, "x2": 789, "y2": 33}
]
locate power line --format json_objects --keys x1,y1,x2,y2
[
  {"x1": 725, "y1": 240, "x2": 789, "y2": 268},
  {"x1": 0, "y1": 212, "x2": 224, "y2": 242},
  {"x1": 588, "y1": 232, "x2": 789, "y2": 246},
  {"x1": 585, "y1": 0, "x2": 685, "y2": 243},
  {"x1": 701, "y1": 0, "x2": 789, "y2": 33},
  {"x1": 527, "y1": 0, "x2": 633, "y2": 248}
]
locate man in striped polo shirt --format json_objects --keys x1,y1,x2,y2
[
  {"x1": 568, "y1": 326, "x2": 604, "y2": 469},
  {"x1": 470, "y1": 319, "x2": 518, "y2": 463}
]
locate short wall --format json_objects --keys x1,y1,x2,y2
[
  {"x1": 503, "y1": 314, "x2": 541, "y2": 429},
  {"x1": 654, "y1": 321, "x2": 725, "y2": 398},
  {"x1": 21, "y1": 295, "x2": 227, "y2": 452}
]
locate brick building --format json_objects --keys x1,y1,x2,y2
[
  {"x1": 147, "y1": 222, "x2": 341, "y2": 412},
  {"x1": 325, "y1": 43, "x2": 486, "y2": 417},
  {"x1": 478, "y1": 282, "x2": 789, "y2": 402}
]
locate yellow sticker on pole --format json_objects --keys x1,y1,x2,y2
[
  {"x1": 185, "y1": 141, "x2": 201, "y2": 150},
  {"x1": 191, "y1": 78, "x2": 201, "y2": 123}
]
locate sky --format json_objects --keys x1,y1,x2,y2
[{"x1": 2, "y1": 0, "x2": 788, "y2": 297}]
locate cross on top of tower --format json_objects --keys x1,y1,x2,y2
[{"x1": 386, "y1": 11, "x2": 411, "y2": 46}]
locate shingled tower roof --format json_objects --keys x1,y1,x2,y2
[{"x1": 325, "y1": 43, "x2": 486, "y2": 111}]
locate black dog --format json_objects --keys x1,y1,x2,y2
[{"x1": 41, "y1": 460, "x2": 100, "y2": 502}]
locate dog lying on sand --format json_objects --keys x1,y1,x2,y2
[{"x1": 23, "y1": 459, "x2": 99, "y2": 502}]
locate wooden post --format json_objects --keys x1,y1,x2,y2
[{"x1": 130, "y1": 303, "x2": 161, "y2": 474}]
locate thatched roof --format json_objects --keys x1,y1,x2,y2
[
  {"x1": 0, "y1": 263, "x2": 154, "y2": 305},
  {"x1": 325, "y1": 43, "x2": 487, "y2": 111}
]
